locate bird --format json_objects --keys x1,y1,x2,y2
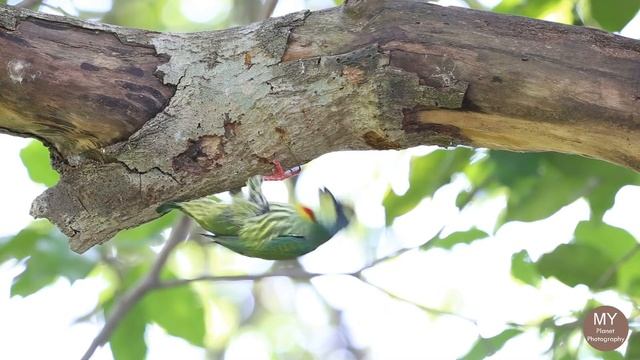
[{"x1": 157, "y1": 161, "x2": 351, "y2": 260}]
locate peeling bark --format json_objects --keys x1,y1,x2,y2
[{"x1": 0, "y1": 1, "x2": 638, "y2": 252}]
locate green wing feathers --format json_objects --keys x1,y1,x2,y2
[
  {"x1": 239, "y1": 205, "x2": 301, "y2": 246},
  {"x1": 155, "y1": 177, "x2": 274, "y2": 237}
]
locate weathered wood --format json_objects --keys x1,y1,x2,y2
[
  {"x1": 0, "y1": 1, "x2": 638, "y2": 252},
  {"x1": 0, "y1": 15, "x2": 174, "y2": 156}
]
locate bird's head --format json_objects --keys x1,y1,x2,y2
[{"x1": 295, "y1": 188, "x2": 352, "y2": 237}]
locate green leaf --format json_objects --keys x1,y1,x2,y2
[
  {"x1": 106, "y1": 0, "x2": 163, "y2": 30},
  {"x1": 603, "y1": 351, "x2": 625, "y2": 360},
  {"x1": 572, "y1": 221, "x2": 640, "y2": 295},
  {"x1": 19, "y1": 140, "x2": 59, "y2": 187},
  {"x1": 574, "y1": 221, "x2": 637, "y2": 260},
  {"x1": 109, "y1": 302, "x2": 148, "y2": 360},
  {"x1": 461, "y1": 153, "x2": 494, "y2": 186},
  {"x1": 483, "y1": 152, "x2": 590, "y2": 228},
  {"x1": 618, "y1": 253, "x2": 640, "y2": 297},
  {"x1": 0, "y1": 220, "x2": 51, "y2": 261},
  {"x1": 511, "y1": 250, "x2": 540, "y2": 286},
  {"x1": 546, "y1": 154, "x2": 639, "y2": 220},
  {"x1": 489, "y1": 151, "x2": 543, "y2": 187},
  {"x1": 424, "y1": 228, "x2": 488, "y2": 250},
  {"x1": 484, "y1": 152, "x2": 638, "y2": 227},
  {"x1": 587, "y1": 0, "x2": 640, "y2": 32},
  {"x1": 383, "y1": 148, "x2": 472, "y2": 225},
  {"x1": 493, "y1": 0, "x2": 575, "y2": 23},
  {"x1": 11, "y1": 250, "x2": 94, "y2": 297},
  {"x1": 112, "y1": 212, "x2": 177, "y2": 251},
  {"x1": 106, "y1": 264, "x2": 149, "y2": 360},
  {"x1": 142, "y1": 282, "x2": 206, "y2": 346},
  {"x1": 536, "y1": 243, "x2": 615, "y2": 289},
  {"x1": 460, "y1": 328, "x2": 522, "y2": 360},
  {"x1": 0, "y1": 221, "x2": 95, "y2": 297},
  {"x1": 455, "y1": 190, "x2": 474, "y2": 209},
  {"x1": 625, "y1": 332, "x2": 640, "y2": 360},
  {"x1": 503, "y1": 165, "x2": 588, "y2": 223},
  {"x1": 538, "y1": 318, "x2": 580, "y2": 359}
]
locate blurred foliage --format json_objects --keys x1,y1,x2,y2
[
  {"x1": 19, "y1": 140, "x2": 59, "y2": 187},
  {"x1": 381, "y1": 146, "x2": 640, "y2": 358},
  {"x1": 460, "y1": 329, "x2": 523, "y2": 360},
  {"x1": 108, "y1": 300, "x2": 148, "y2": 360},
  {"x1": 384, "y1": 148, "x2": 473, "y2": 224},
  {"x1": 626, "y1": 332, "x2": 640, "y2": 360},
  {"x1": 537, "y1": 243, "x2": 616, "y2": 289},
  {"x1": 101, "y1": 0, "x2": 234, "y2": 32},
  {"x1": 106, "y1": 268, "x2": 207, "y2": 359},
  {"x1": 0, "y1": 220, "x2": 95, "y2": 297},
  {"x1": 511, "y1": 250, "x2": 540, "y2": 286},
  {"x1": 490, "y1": 0, "x2": 639, "y2": 30},
  {"x1": 421, "y1": 227, "x2": 488, "y2": 250},
  {"x1": 1, "y1": 0, "x2": 639, "y2": 359},
  {"x1": 580, "y1": 0, "x2": 640, "y2": 31},
  {"x1": 142, "y1": 276, "x2": 207, "y2": 346},
  {"x1": 112, "y1": 211, "x2": 177, "y2": 252}
]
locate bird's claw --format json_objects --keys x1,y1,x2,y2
[{"x1": 263, "y1": 160, "x2": 301, "y2": 181}]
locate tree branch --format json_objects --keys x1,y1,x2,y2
[
  {"x1": 0, "y1": 2, "x2": 638, "y2": 251},
  {"x1": 155, "y1": 269, "x2": 320, "y2": 289},
  {"x1": 153, "y1": 254, "x2": 485, "y2": 325},
  {"x1": 354, "y1": 273, "x2": 480, "y2": 326},
  {"x1": 154, "y1": 237, "x2": 536, "y2": 330}
]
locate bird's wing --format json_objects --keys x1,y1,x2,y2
[
  {"x1": 156, "y1": 175, "x2": 269, "y2": 236},
  {"x1": 238, "y1": 203, "x2": 305, "y2": 246}
]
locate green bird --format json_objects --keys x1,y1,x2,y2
[{"x1": 157, "y1": 166, "x2": 351, "y2": 260}]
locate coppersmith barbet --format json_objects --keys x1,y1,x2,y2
[{"x1": 157, "y1": 162, "x2": 351, "y2": 260}]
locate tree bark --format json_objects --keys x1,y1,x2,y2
[{"x1": 0, "y1": 1, "x2": 638, "y2": 252}]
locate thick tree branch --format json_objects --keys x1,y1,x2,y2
[{"x1": 0, "y1": 1, "x2": 638, "y2": 252}]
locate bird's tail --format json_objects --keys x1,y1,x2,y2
[
  {"x1": 156, "y1": 201, "x2": 180, "y2": 214},
  {"x1": 157, "y1": 194, "x2": 223, "y2": 215}
]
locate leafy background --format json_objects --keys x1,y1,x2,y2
[{"x1": 1, "y1": 0, "x2": 640, "y2": 359}]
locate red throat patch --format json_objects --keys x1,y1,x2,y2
[{"x1": 300, "y1": 206, "x2": 316, "y2": 222}]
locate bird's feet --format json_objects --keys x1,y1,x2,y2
[{"x1": 263, "y1": 160, "x2": 301, "y2": 181}]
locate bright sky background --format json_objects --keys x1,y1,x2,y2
[{"x1": 1, "y1": 0, "x2": 640, "y2": 359}]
